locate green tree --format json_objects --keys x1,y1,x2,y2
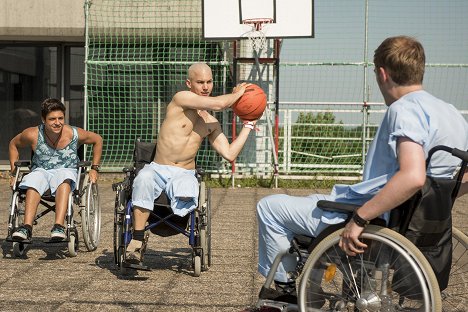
[{"x1": 279, "y1": 112, "x2": 365, "y2": 171}]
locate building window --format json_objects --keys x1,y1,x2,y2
[{"x1": 0, "y1": 45, "x2": 84, "y2": 165}]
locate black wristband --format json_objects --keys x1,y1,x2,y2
[
  {"x1": 91, "y1": 164, "x2": 101, "y2": 172},
  {"x1": 352, "y1": 210, "x2": 369, "y2": 227}
]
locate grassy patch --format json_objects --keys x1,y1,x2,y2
[{"x1": 205, "y1": 176, "x2": 338, "y2": 189}]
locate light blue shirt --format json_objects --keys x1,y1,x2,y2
[{"x1": 323, "y1": 90, "x2": 468, "y2": 223}]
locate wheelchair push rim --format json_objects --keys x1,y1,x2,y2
[
  {"x1": 298, "y1": 225, "x2": 442, "y2": 312},
  {"x1": 196, "y1": 182, "x2": 212, "y2": 272},
  {"x1": 442, "y1": 227, "x2": 468, "y2": 312},
  {"x1": 81, "y1": 181, "x2": 101, "y2": 251}
]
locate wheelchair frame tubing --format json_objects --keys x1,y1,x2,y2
[
  {"x1": 189, "y1": 211, "x2": 195, "y2": 246},
  {"x1": 123, "y1": 200, "x2": 133, "y2": 245},
  {"x1": 8, "y1": 191, "x2": 20, "y2": 235},
  {"x1": 66, "y1": 192, "x2": 74, "y2": 239}
]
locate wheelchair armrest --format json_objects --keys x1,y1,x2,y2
[
  {"x1": 317, "y1": 200, "x2": 360, "y2": 213},
  {"x1": 452, "y1": 148, "x2": 468, "y2": 162},
  {"x1": 14, "y1": 160, "x2": 31, "y2": 167},
  {"x1": 112, "y1": 182, "x2": 122, "y2": 192},
  {"x1": 292, "y1": 234, "x2": 315, "y2": 249},
  {"x1": 78, "y1": 161, "x2": 92, "y2": 168},
  {"x1": 196, "y1": 167, "x2": 205, "y2": 177}
]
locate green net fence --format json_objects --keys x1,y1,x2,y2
[
  {"x1": 85, "y1": 0, "x2": 468, "y2": 179},
  {"x1": 85, "y1": 0, "x2": 232, "y2": 172}
]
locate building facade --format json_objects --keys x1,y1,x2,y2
[{"x1": 0, "y1": 0, "x2": 85, "y2": 167}]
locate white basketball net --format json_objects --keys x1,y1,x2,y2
[
  {"x1": 247, "y1": 29, "x2": 267, "y2": 51},
  {"x1": 243, "y1": 19, "x2": 273, "y2": 52}
]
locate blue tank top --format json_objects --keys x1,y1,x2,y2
[{"x1": 32, "y1": 124, "x2": 79, "y2": 170}]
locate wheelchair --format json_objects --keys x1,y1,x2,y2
[
  {"x1": 112, "y1": 140, "x2": 212, "y2": 276},
  {"x1": 257, "y1": 145, "x2": 468, "y2": 312},
  {"x1": 6, "y1": 153, "x2": 101, "y2": 257}
]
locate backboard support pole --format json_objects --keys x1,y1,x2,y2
[{"x1": 231, "y1": 39, "x2": 281, "y2": 188}]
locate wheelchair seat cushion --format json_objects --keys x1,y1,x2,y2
[{"x1": 19, "y1": 167, "x2": 77, "y2": 196}]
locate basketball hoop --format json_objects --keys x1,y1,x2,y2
[{"x1": 242, "y1": 18, "x2": 273, "y2": 52}]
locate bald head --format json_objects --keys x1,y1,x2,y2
[
  {"x1": 188, "y1": 63, "x2": 212, "y2": 80},
  {"x1": 185, "y1": 62, "x2": 214, "y2": 95}
]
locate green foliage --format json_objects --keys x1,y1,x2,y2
[
  {"x1": 279, "y1": 112, "x2": 369, "y2": 169},
  {"x1": 205, "y1": 176, "x2": 337, "y2": 189}
]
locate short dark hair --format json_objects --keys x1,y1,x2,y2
[
  {"x1": 373, "y1": 36, "x2": 425, "y2": 86},
  {"x1": 41, "y1": 98, "x2": 66, "y2": 119}
]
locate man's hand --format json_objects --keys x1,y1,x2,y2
[
  {"x1": 88, "y1": 169, "x2": 99, "y2": 184},
  {"x1": 232, "y1": 82, "x2": 250, "y2": 95},
  {"x1": 339, "y1": 220, "x2": 367, "y2": 256}
]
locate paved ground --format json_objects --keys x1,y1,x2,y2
[
  {"x1": 0, "y1": 177, "x2": 466, "y2": 312},
  {"x1": 0, "y1": 177, "x2": 320, "y2": 312}
]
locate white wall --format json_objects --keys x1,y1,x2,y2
[{"x1": 0, "y1": 0, "x2": 85, "y2": 42}]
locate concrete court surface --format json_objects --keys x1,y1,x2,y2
[{"x1": 0, "y1": 177, "x2": 466, "y2": 312}]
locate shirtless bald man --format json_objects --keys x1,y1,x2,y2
[{"x1": 128, "y1": 62, "x2": 256, "y2": 263}]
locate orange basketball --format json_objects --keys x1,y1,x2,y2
[{"x1": 233, "y1": 84, "x2": 267, "y2": 121}]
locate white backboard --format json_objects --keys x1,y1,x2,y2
[{"x1": 202, "y1": 0, "x2": 314, "y2": 39}]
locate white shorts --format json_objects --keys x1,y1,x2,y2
[
  {"x1": 131, "y1": 162, "x2": 199, "y2": 217},
  {"x1": 19, "y1": 167, "x2": 78, "y2": 196}
]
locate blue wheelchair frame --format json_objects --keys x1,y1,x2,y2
[{"x1": 113, "y1": 140, "x2": 211, "y2": 276}]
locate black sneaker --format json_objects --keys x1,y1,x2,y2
[
  {"x1": 12, "y1": 225, "x2": 32, "y2": 241},
  {"x1": 50, "y1": 224, "x2": 67, "y2": 240}
]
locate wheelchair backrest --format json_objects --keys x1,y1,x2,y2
[
  {"x1": 133, "y1": 140, "x2": 156, "y2": 173},
  {"x1": 389, "y1": 145, "x2": 468, "y2": 291},
  {"x1": 390, "y1": 145, "x2": 468, "y2": 236}
]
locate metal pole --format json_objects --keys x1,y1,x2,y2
[
  {"x1": 83, "y1": 0, "x2": 91, "y2": 160},
  {"x1": 361, "y1": 0, "x2": 370, "y2": 168},
  {"x1": 274, "y1": 39, "x2": 281, "y2": 188},
  {"x1": 231, "y1": 41, "x2": 238, "y2": 189}
]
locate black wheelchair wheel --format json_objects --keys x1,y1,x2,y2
[
  {"x1": 68, "y1": 227, "x2": 79, "y2": 257},
  {"x1": 442, "y1": 227, "x2": 468, "y2": 312},
  {"x1": 298, "y1": 225, "x2": 442, "y2": 311},
  {"x1": 10, "y1": 192, "x2": 27, "y2": 257},
  {"x1": 206, "y1": 187, "x2": 212, "y2": 268},
  {"x1": 12, "y1": 242, "x2": 26, "y2": 257},
  {"x1": 113, "y1": 209, "x2": 125, "y2": 268},
  {"x1": 197, "y1": 182, "x2": 212, "y2": 271}
]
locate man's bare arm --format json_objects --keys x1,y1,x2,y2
[
  {"x1": 77, "y1": 128, "x2": 103, "y2": 183},
  {"x1": 355, "y1": 138, "x2": 426, "y2": 220},
  {"x1": 9, "y1": 128, "x2": 36, "y2": 172},
  {"x1": 172, "y1": 83, "x2": 247, "y2": 111},
  {"x1": 208, "y1": 121, "x2": 255, "y2": 162},
  {"x1": 340, "y1": 138, "x2": 426, "y2": 255}
]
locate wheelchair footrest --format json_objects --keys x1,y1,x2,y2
[
  {"x1": 6, "y1": 237, "x2": 32, "y2": 244},
  {"x1": 259, "y1": 286, "x2": 297, "y2": 304},
  {"x1": 122, "y1": 262, "x2": 151, "y2": 271},
  {"x1": 45, "y1": 238, "x2": 68, "y2": 244},
  {"x1": 257, "y1": 299, "x2": 298, "y2": 312}
]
